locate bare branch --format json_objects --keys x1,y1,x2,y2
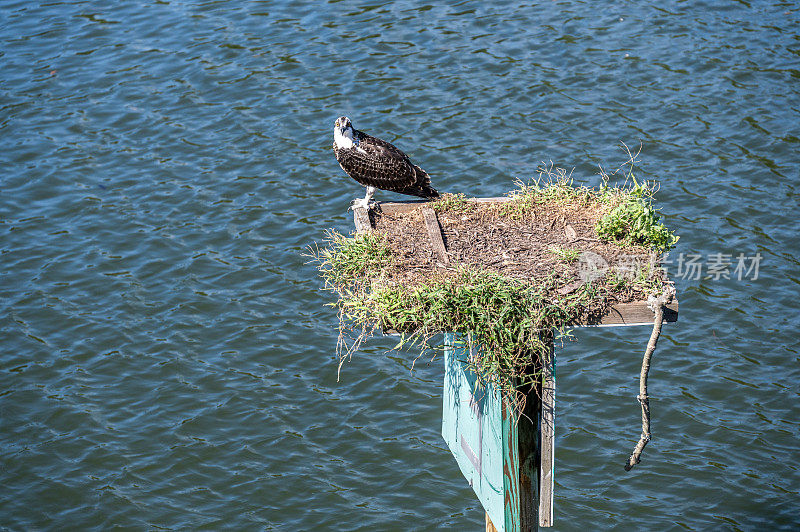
[{"x1": 624, "y1": 284, "x2": 676, "y2": 471}]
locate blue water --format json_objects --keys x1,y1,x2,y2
[{"x1": 2, "y1": 1, "x2": 799, "y2": 529}]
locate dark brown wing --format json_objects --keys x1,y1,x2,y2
[{"x1": 334, "y1": 131, "x2": 439, "y2": 198}]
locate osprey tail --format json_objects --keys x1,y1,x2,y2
[
  {"x1": 407, "y1": 183, "x2": 440, "y2": 199},
  {"x1": 407, "y1": 164, "x2": 440, "y2": 199}
]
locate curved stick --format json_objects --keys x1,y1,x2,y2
[{"x1": 625, "y1": 285, "x2": 676, "y2": 472}]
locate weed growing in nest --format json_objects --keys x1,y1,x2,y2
[
  {"x1": 316, "y1": 229, "x2": 393, "y2": 288},
  {"x1": 549, "y1": 247, "x2": 581, "y2": 263},
  {"x1": 430, "y1": 193, "x2": 472, "y2": 213},
  {"x1": 595, "y1": 143, "x2": 679, "y2": 252},
  {"x1": 596, "y1": 194, "x2": 678, "y2": 252},
  {"x1": 504, "y1": 147, "x2": 679, "y2": 252},
  {"x1": 604, "y1": 264, "x2": 665, "y2": 297},
  {"x1": 501, "y1": 162, "x2": 596, "y2": 219}
]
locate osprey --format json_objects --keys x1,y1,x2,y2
[{"x1": 332, "y1": 116, "x2": 439, "y2": 210}]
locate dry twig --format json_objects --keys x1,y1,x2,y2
[{"x1": 624, "y1": 283, "x2": 676, "y2": 471}]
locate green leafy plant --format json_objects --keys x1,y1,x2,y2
[
  {"x1": 596, "y1": 189, "x2": 679, "y2": 252},
  {"x1": 594, "y1": 142, "x2": 679, "y2": 252}
]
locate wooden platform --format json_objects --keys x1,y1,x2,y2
[{"x1": 353, "y1": 199, "x2": 678, "y2": 328}]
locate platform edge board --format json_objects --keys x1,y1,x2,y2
[
  {"x1": 376, "y1": 197, "x2": 509, "y2": 215},
  {"x1": 381, "y1": 300, "x2": 677, "y2": 336},
  {"x1": 575, "y1": 299, "x2": 678, "y2": 327}
]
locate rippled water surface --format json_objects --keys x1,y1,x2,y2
[{"x1": 2, "y1": 1, "x2": 799, "y2": 530}]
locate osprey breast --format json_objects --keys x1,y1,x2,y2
[{"x1": 334, "y1": 126, "x2": 355, "y2": 150}]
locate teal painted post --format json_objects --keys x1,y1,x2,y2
[
  {"x1": 442, "y1": 334, "x2": 507, "y2": 527},
  {"x1": 442, "y1": 334, "x2": 542, "y2": 531},
  {"x1": 514, "y1": 373, "x2": 540, "y2": 531}
]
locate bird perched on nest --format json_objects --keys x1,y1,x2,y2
[{"x1": 332, "y1": 116, "x2": 439, "y2": 210}]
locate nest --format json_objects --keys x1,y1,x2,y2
[
  {"x1": 366, "y1": 192, "x2": 667, "y2": 325},
  {"x1": 316, "y1": 180, "x2": 678, "y2": 408}
]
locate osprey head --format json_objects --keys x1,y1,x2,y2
[
  {"x1": 334, "y1": 116, "x2": 352, "y2": 132},
  {"x1": 333, "y1": 116, "x2": 355, "y2": 149}
]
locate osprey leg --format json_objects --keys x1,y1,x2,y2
[{"x1": 350, "y1": 186, "x2": 376, "y2": 211}]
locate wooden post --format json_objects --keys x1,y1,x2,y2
[
  {"x1": 538, "y1": 341, "x2": 555, "y2": 527},
  {"x1": 486, "y1": 512, "x2": 498, "y2": 532},
  {"x1": 442, "y1": 335, "x2": 542, "y2": 532},
  {"x1": 515, "y1": 367, "x2": 541, "y2": 532},
  {"x1": 352, "y1": 206, "x2": 371, "y2": 232}
]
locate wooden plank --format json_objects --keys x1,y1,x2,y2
[
  {"x1": 442, "y1": 336, "x2": 509, "y2": 529},
  {"x1": 538, "y1": 341, "x2": 555, "y2": 528},
  {"x1": 353, "y1": 206, "x2": 371, "y2": 233},
  {"x1": 444, "y1": 333, "x2": 543, "y2": 531},
  {"x1": 578, "y1": 300, "x2": 678, "y2": 327},
  {"x1": 422, "y1": 207, "x2": 449, "y2": 265}
]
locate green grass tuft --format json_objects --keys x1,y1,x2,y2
[
  {"x1": 549, "y1": 247, "x2": 581, "y2": 263},
  {"x1": 330, "y1": 266, "x2": 579, "y2": 400},
  {"x1": 430, "y1": 193, "x2": 472, "y2": 213},
  {"x1": 500, "y1": 162, "x2": 595, "y2": 219},
  {"x1": 316, "y1": 229, "x2": 393, "y2": 288}
]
